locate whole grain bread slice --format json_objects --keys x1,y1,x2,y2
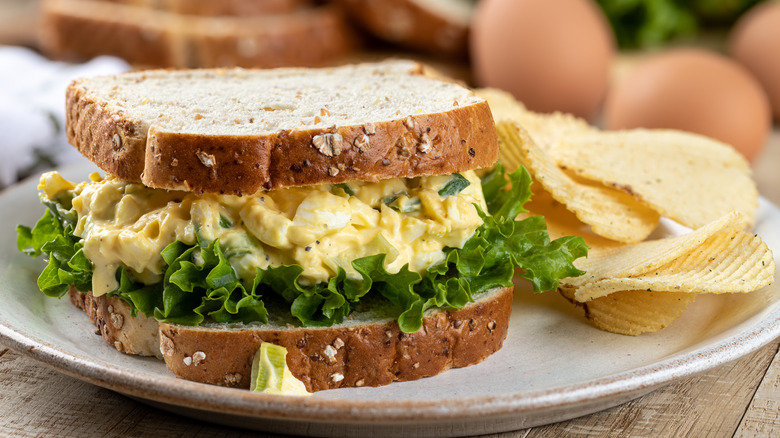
[
  {"x1": 69, "y1": 286, "x2": 513, "y2": 392},
  {"x1": 66, "y1": 60, "x2": 498, "y2": 195},
  {"x1": 39, "y1": 0, "x2": 353, "y2": 69}
]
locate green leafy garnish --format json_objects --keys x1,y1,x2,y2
[
  {"x1": 333, "y1": 183, "x2": 355, "y2": 197},
  {"x1": 596, "y1": 0, "x2": 762, "y2": 49},
  {"x1": 219, "y1": 213, "x2": 233, "y2": 228},
  {"x1": 17, "y1": 193, "x2": 92, "y2": 298},
  {"x1": 386, "y1": 196, "x2": 421, "y2": 213},
  {"x1": 382, "y1": 192, "x2": 405, "y2": 206},
  {"x1": 438, "y1": 173, "x2": 470, "y2": 198}
]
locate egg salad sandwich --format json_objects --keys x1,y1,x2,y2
[{"x1": 17, "y1": 60, "x2": 587, "y2": 392}]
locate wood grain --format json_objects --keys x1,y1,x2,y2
[
  {"x1": 0, "y1": 343, "x2": 274, "y2": 437},
  {"x1": 526, "y1": 339, "x2": 780, "y2": 438},
  {"x1": 734, "y1": 342, "x2": 780, "y2": 438}
]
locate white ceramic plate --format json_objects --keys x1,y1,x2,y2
[{"x1": 1, "y1": 161, "x2": 779, "y2": 437}]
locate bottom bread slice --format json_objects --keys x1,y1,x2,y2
[{"x1": 68, "y1": 286, "x2": 513, "y2": 392}]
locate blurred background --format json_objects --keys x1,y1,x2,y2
[{"x1": 1, "y1": 0, "x2": 779, "y2": 198}]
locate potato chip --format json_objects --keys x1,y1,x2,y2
[
  {"x1": 573, "y1": 227, "x2": 775, "y2": 301},
  {"x1": 560, "y1": 287, "x2": 697, "y2": 335},
  {"x1": 564, "y1": 211, "x2": 747, "y2": 288},
  {"x1": 497, "y1": 121, "x2": 660, "y2": 243},
  {"x1": 476, "y1": 88, "x2": 595, "y2": 159},
  {"x1": 521, "y1": 185, "x2": 623, "y2": 252},
  {"x1": 554, "y1": 130, "x2": 758, "y2": 228}
]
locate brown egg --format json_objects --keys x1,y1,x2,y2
[
  {"x1": 729, "y1": 1, "x2": 780, "y2": 122},
  {"x1": 471, "y1": 0, "x2": 614, "y2": 120},
  {"x1": 604, "y1": 49, "x2": 771, "y2": 162}
]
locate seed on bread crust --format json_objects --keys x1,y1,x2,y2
[
  {"x1": 354, "y1": 134, "x2": 370, "y2": 152},
  {"x1": 196, "y1": 150, "x2": 216, "y2": 168},
  {"x1": 192, "y1": 351, "x2": 206, "y2": 365},
  {"x1": 418, "y1": 133, "x2": 431, "y2": 153},
  {"x1": 110, "y1": 312, "x2": 124, "y2": 329},
  {"x1": 160, "y1": 334, "x2": 175, "y2": 357},
  {"x1": 312, "y1": 133, "x2": 343, "y2": 157},
  {"x1": 224, "y1": 373, "x2": 243, "y2": 387},
  {"x1": 112, "y1": 133, "x2": 122, "y2": 150},
  {"x1": 323, "y1": 344, "x2": 338, "y2": 363}
]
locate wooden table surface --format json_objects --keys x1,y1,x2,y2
[{"x1": 1, "y1": 130, "x2": 779, "y2": 437}]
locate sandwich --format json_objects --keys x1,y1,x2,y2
[{"x1": 17, "y1": 60, "x2": 587, "y2": 392}]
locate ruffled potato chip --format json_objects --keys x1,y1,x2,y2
[
  {"x1": 521, "y1": 185, "x2": 622, "y2": 253},
  {"x1": 565, "y1": 211, "x2": 747, "y2": 288},
  {"x1": 476, "y1": 88, "x2": 595, "y2": 164},
  {"x1": 496, "y1": 121, "x2": 660, "y2": 243},
  {"x1": 572, "y1": 227, "x2": 774, "y2": 301},
  {"x1": 560, "y1": 287, "x2": 697, "y2": 336},
  {"x1": 554, "y1": 130, "x2": 758, "y2": 228}
]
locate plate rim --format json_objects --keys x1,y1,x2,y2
[{"x1": 1, "y1": 162, "x2": 779, "y2": 425}]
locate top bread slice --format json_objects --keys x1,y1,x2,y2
[{"x1": 66, "y1": 60, "x2": 498, "y2": 195}]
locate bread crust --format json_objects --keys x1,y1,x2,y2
[
  {"x1": 39, "y1": 0, "x2": 353, "y2": 69},
  {"x1": 66, "y1": 85, "x2": 149, "y2": 181},
  {"x1": 159, "y1": 286, "x2": 513, "y2": 392},
  {"x1": 65, "y1": 68, "x2": 499, "y2": 195},
  {"x1": 68, "y1": 287, "x2": 162, "y2": 358}
]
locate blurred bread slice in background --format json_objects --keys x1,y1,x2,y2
[
  {"x1": 97, "y1": 0, "x2": 308, "y2": 16},
  {"x1": 0, "y1": 0, "x2": 39, "y2": 47},
  {"x1": 38, "y1": 0, "x2": 355, "y2": 68},
  {"x1": 336, "y1": 0, "x2": 473, "y2": 57}
]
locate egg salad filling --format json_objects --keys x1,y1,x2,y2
[
  {"x1": 42, "y1": 170, "x2": 487, "y2": 297},
  {"x1": 19, "y1": 164, "x2": 588, "y2": 333}
]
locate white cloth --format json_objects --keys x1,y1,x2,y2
[{"x1": 0, "y1": 47, "x2": 129, "y2": 186}]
